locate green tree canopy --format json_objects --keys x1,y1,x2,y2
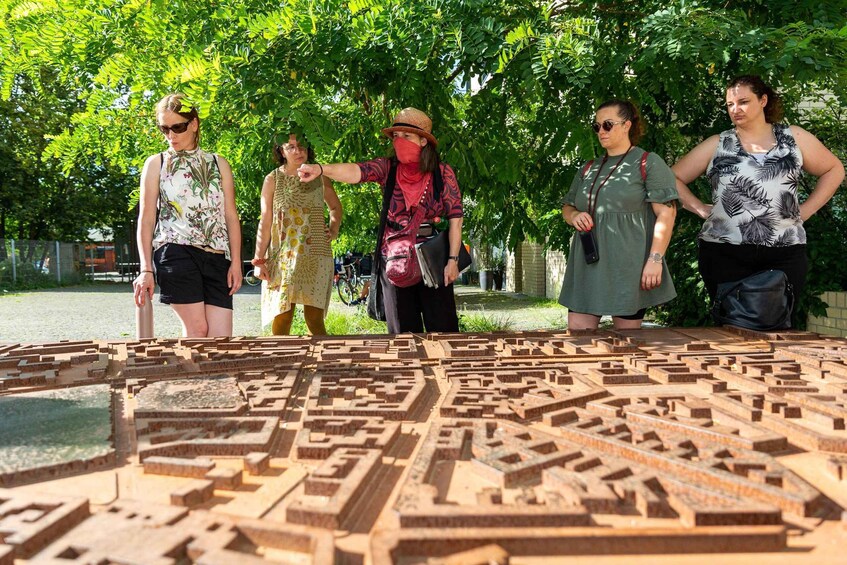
[{"x1": 1, "y1": 0, "x2": 845, "y2": 323}]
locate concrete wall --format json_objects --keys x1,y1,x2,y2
[
  {"x1": 807, "y1": 291, "x2": 847, "y2": 337},
  {"x1": 545, "y1": 249, "x2": 567, "y2": 300},
  {"x1": 506, "y1": 246, "x2": 522, "y2": 293}
]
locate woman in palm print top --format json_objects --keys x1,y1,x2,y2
[
  {"x1": 673, "y1": 75, "x2": 844, "y2": 301},
  {"x1": 133, "y1": 93, "x2": 242, "y2": 337}
]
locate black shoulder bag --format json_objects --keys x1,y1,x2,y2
[
  {"x1": 711, "y1": 269, "x2": 794, "y2": 331},
  {"x1": 367, "y1": 160, "x2": 398, "y2": 322}
]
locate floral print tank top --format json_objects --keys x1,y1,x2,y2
[
  {"x1": 153, "y1": 148, "x2": 231, "y2": 259},
  {"x1": 700, "y1": 123, "x2": 805, "y2": 246}
]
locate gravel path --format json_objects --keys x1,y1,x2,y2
[
  {"x1": 0, "y1": 283, "x2": 566, "y2": 344},
  {"x1": 0, "y1": 283, "x2": 263, "y2": 343}
]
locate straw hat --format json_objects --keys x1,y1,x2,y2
[{"x1": 381, "y1": 107, "x2": 438, "y2": 148}]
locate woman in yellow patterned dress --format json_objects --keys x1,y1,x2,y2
[{"x1": 252, "y1": 133, "x2": 342, "y2": 335}]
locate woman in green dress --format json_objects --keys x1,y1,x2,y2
[
  {"x1": 560, "y1": 99, "x2": 678, "y2": 330},
  {"x1": 251, "y1": 133, "x2": 342, "y2": 335}
]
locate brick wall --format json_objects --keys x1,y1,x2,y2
[
  {"x1": 520, "y1": 241, "x2": 546, "y2": 297},
  {"x1": 807, "y1": 291, "x2": 847, "y2": 337}
]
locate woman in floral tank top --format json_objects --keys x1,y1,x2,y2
[
  {"x1": 673, "y1": 75, "x2": 844, "y2": 312},
  {"x1": 133, "y1": 94, "x2": 242, "y2": 337}
]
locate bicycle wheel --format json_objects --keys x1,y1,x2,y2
[
  {"x1": 244, "y1": 269, "x2": 261, "y2": 286},
  {"x1": 337, "y1": 278, "x2": 356, "y2": 305}
]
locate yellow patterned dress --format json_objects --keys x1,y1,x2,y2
[{"x1": 261, "y1": 170, "x2": 333, "y2": 327}]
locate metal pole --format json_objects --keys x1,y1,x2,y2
[
  {"x1": 55, "y1": 240, "x2": 61, "y2": 283},
  {"x1": 136, "y1": 296, "x2": 154, "y2": 339},
  {"x1": 89, "y1": 244, "x2": 95, "y2": 278},
  {"x1": 10, "y1": 239, "x2": 16, "y2": 284}
]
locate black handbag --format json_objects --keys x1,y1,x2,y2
[
  {"x1": 367, "y1": 272, "x2": 386, "y2": 322},
  {"x1": 367, "y1": 161, "x2": 397, "y2": 322},
  {"x1": 711, "y1": 269, "x2": 794, "y2": 331},
  {"x1": 416, "y1": 230, "x2": 472, "y2": 288}
]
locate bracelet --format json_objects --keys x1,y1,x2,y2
[
  {"x1": 448, "y1": 256, "x2": 459, "y2": 262},
  {"x1": 251, "y1": 258, "x2": 267, "y2": 266},
  {"x1": 139, "y1": 270, "x2": 154, "y2": 275},
  {"x1": 318, "y1": 164, "x2": 324, "y2": 177}
]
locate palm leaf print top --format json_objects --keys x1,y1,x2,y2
[
  {"x1": 701, "y1": 124, "x2": 804, "y2": 247},
  {"x1": 153, "y1": 148, "x2": 231, "y2": 259}
]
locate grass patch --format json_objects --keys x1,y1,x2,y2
[
  {"x1": 325, "y1": 307, "x2": 387, "y2": 335},
  {"x1": 527, "y1": 297, "x2": 562, "y2": 308},
  {"x1": 458, "y1": 310, "x2": 515, "y2": 332},
  {"x1": 263, "y1": 304, "x2": 387, "y2": 336},
  {"x1": 545, "y1": 311, "x2": 569, "y2": 330}
]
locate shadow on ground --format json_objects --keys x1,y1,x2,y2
[{"x1": 454, "y1": 287, "x2": 548, "y2": 312}]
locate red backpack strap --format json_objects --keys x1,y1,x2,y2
[
  {"x1": 581, "y1": 159, "x2": 595, "y2": 179},
  {"x1": 640, "y1": 151, "x2": 649, "y2": 182}
]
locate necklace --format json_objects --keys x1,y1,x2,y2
[{"x1": 586, "y1": 145, "x2": 633, "y2": 217}]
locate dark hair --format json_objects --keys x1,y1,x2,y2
[
  {"x1": 273, "y1": 133, "x2": 316, "y2": 166},
  {"x1": 156, "y1": 93, "x2": 200, "y2": 147},
  {"x1": 597, "y1": 99, "x2": 644, "y2": 145},
  {"x1": 386, "y1": 143, "x2": 440, "y2": 174},
  {"x1": 726, "y1": 75, "x2": 784, "y2": 123}
]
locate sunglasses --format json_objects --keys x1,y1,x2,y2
[
  {"x1": 591, "y1": 119, "x2": 627, "y2": 133},
  {"x1": 158, "y1": 120, "x2": 192, "y2": 135}
]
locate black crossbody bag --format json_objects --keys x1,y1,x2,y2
[{"x1": 711, "y1": 269, "x2": 794, "y2": 331}]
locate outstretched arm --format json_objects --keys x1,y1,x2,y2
[{"x1": 298, "y1": 163, "x2": 362, "y2": 184}]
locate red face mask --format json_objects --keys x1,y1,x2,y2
[{"x1": 393, "y1": 136, "x2": 423, "y2": 164}]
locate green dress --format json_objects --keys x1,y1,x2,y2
[{"x1": 559, "y1": 149, "x2": 678, "y2": 316}]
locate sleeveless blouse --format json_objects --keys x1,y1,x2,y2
[
  {"x1": 700, "y1": 124, "x2": 805, "y2": 246},
  {"x1": 153, "y1": 148, "x2": 231, "y2": 259}
]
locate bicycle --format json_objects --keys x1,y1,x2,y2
[{"x1": 335, "y1": 258, "x2": 364, "y2": 305}]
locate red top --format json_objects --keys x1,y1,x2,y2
[{"x1": 358, "y1": 158, "x2": 464, "y2": 227}]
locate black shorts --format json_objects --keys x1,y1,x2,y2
[
  {"x1": 154, "y1": 243, "x2": 233, "y2": 310},
  {"x1": 570, "y1": 308, "x2": 646, "y2": 321}
]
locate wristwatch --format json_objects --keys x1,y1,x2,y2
[
  {"x1": 647, "y1": 252, "x2": 663, "y2": 264},
  {"x1": 448, "y1": 256, "x2": 459, "y2": 262}
]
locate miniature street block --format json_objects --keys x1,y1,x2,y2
[
  {"x1": 243, "y1": 452, "x2": 270, "y2": 475},
  {"x1": 170, "y1": 480, "x2": 214, "y2": 506}
]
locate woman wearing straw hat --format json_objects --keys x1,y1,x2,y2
[{"x1": 297, "y1": 108, "x2": 463, "y2": 333}]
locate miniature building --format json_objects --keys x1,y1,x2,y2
[{"x1": 0, "y1": 327, "x2": 846, "y2": 562}]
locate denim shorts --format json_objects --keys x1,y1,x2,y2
[{"x1": 153, "y1": 243, "x2": 233, "y2": 310}]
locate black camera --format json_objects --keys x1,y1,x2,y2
[{"x1": 579, "y1": 230, "x2": 599, "y2": 264}]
